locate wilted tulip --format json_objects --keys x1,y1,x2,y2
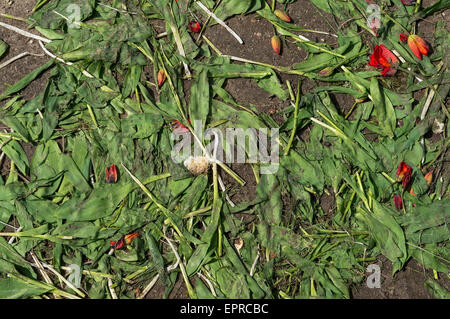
[
  {"x1": 408, "y1": 34, "x2": 430, "y2": 60},
  {"x1": 396, "y1": 161, "x2": 412, "y2": 188},
  {"x1": 368, "y1": 44, "x2": 399, "y2": 76}
]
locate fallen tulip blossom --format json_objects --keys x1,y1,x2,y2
[
  {"x1": 408, "y1": 34, "x2": 430, "y2": 60},
  {"x1": 188, "y1": 21, "x2": 201, "y2": 33},
  {"x1": 106, "y1": 164, "x2": 118, "y2": 184},
  {"x1": 396, "y1": 161, "x2": 412, "y2": 188},
  {"x1": 368, "y1": 44, "x2": 399, "y2": 76}
]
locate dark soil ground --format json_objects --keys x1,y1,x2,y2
[{"x1": 0, "y1": 0, "x2": 448, "y2": 299}]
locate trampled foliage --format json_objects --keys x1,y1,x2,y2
[{"x1": 0, "y1": 0, "x2": 448, "y2": 299}]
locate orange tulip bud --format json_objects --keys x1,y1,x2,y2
[
  {"x1": 424, "y1": 171, "x2": 433, "y2": 186},
  {"x1": 274, "y1": 9, "x2": 291, "y2": 23},
  {"x1": 157, "y1": 69, "x2": 166, "y2": 87},
  {"x1": 271, "y1": 35, "x2": 281, "y2": 54},
  {"x1": 124, "y1": 233, "x2": 140, "y2": 245},
  {"x1": 408, "y1": 34, "x2": 430, "y2": 60}
]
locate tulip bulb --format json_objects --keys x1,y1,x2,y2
[{"x1": 184, "y1": 156, "x2": 210, "y2": 175}]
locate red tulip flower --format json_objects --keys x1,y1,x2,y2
[
  {"x1": 401, "y1": 0, "x2": 415, "y2": 5},
  {"x1": 408, "y1": 34, "x2": 430, "y2": 60},
  {"x1": 393, "y1": 194, "x2": 403, "y2": 211},
  {"x1": 106, "y1": 164, "x2": 118, "y2": 184},
  {"x1": 188, "y1": 21, "x2": 201, "y2": 33},
  {"x1": 396, "y1": 161, "x2": 412, "y2": 188},
  {"x1": 369, "y1": 44, "x2": 399, "y2": 76}
]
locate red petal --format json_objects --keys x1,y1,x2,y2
[
  {"x1": 414, "y1": 36, "x2": 429, "y2": 55},
  {"x1": 393, "y1": 194, "x2": 403, "y2": 211},
  {"x1": 379, "y1": 44, "x2": 399, "y2": 65}
]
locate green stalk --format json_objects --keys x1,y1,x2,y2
[
  {"x1": 317, "y1": 111, "x2": 348, "y2": 138},
  {"x1": 183, "y1": 205, "x2": 212, "y2": 219},
  {"x1": 356, "y1": 171, "x2": 370, "y2": 211},
  {"x1": 345, "y1": 100, "x2": 359, "y2": 120},
  {"x1": 381, "y1": 172, "x2": 397, "y2": 184},
  {"x1": 120, "y1": 163, "x2": 184, "y2": 239},
  {"x1": 0, "y1": 133, "x2": 21, "y2": 141},
  {"x1": 284, "y1": 80, "x2": 301, "y2": 156},
  {"x1": 311, "y1": 114, "x2": 349, "y2": 143},
  {"x1": 128, "y1": 42, "x2": 154, "y2": 63},
  {"x1": 0, "y1": 232, "x2": 73, "y2": 240},
  {"x1": 286, "y1": 80, "x2": 295, "y2": 102},
  {"x1": 341, "y1": 190, "x2": 356, "y2": 222},
  {"x1": 0, "y1": 14, "x2": 27, "y2": 22}
]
